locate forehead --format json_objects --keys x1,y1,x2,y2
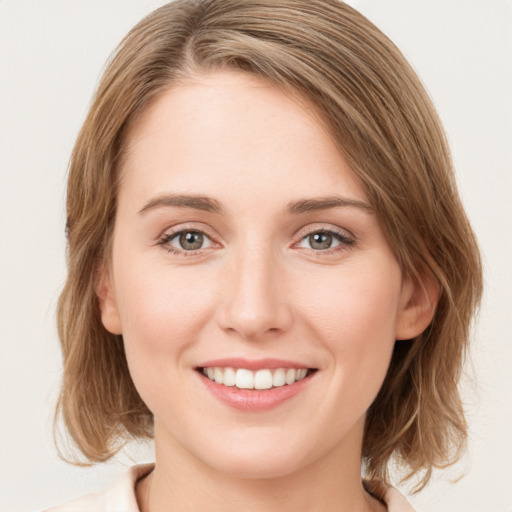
[{"x1": 118, "y1": 70, "x2": 367, "y2": 209}]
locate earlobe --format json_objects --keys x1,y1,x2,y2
[
  {"x1": 96, "y1": 266, "x2": 123, "y2": 335},
  {"x1": 395, "y1": 274, "x2": 439, "y2": 340}
]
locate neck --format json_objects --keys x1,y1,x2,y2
[{"x1": 137, "y1": 421, "x2": 385, "y2": 512}]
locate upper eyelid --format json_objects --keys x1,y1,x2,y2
[
  {"x1": 293, "y1": 224, "x2": 355, "y2": 243},
  {"x1": 159, "y1": 222, "x2": 218, "y2": 240},
  {"x1": 159, "y1": 231, "x2": 354, "y2": 262},
  {"x1": 159, "y1": 228, "x2": 216, "y2": 256},
  {"x1": 160, "y1": 223, "x2": 353, "y2": 239},
  {"x1": 162, "y1": 230, "x2": 214, "y2": 242},
  {"x1": 292, "y1": 229, "x2": 355, "y2": 253},
  {"x1": 159, "y1": 224, "x2": 354, "y2": 252},
  {"x1": 156, "y1": 224, "x2": 216, "y2": 254}
]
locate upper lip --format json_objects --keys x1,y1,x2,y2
[{"x1": 197, "y1": 358, "x2": 314, "y2": 371}]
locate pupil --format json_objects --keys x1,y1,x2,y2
[
  {"x1": 310, "y1": 232, "x2": 332, "y2": 250},
  {"x1": 180, "y1": 231, "x2": 203, "y2": 250}
]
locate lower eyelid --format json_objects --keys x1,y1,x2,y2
[
  {"x1": 297, "y1": 229, "x2": 353, "y2": 244},
  {"x1": 166, "y1": 230, "x2": 212, "y2": 248},
  {"x1": 183, "y1": 232, "x2": 211, "y2": 244},
  {"x1": 157, "y1": 227, "x2": 354, "y2": 255},
  {"x1": 294, "y1": 232, "x2": 355, "y2": 258}
]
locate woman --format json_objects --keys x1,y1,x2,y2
[{"x1": 47, "y1": 1, "x2": 482, "y2": 510}]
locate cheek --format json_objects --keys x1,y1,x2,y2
[
  {"x1": 115, "y1": 256, "x2": 214, "y2": 331},
  {"x1": 301, "y1": 258, "x2": 401, "y2": 334},
  {"x1": 298, "y1": 260, "x2": 402, "y2": 398},
  {"x1": 112, "y1": 261, "x2": 217, "y2": 383}
]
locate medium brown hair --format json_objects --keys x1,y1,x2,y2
[{"x1": 56, "y1": 0, "x2": 483, "y2": 490}]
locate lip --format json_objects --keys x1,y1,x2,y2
[
  {"x1": 195, "y1": 358, "x2": 317, "y2": 412},
  {"x1": 197, "y1": 357, "x2": 311, "y2": 371}
]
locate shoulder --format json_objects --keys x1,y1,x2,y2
[
  {"x1": 384, "y1": 486, "x2": 417, "y2": 512},
  {"x1": 43, "y1": 463, "x2": 154, "y2": 512},
  {"x1": 44, "y1": 492, "x2": 101, "y2": 512},
  {"x1": 365, "y1": 480, "x2": 417, "y2": 512}
]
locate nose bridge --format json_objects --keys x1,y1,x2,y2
[{"x1": 216, "y1": 239, "x2": 291, "y2": 339}]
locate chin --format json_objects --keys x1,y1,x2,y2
[
  {"x1": 189, "y1": 427, "x2": 325, "y2": 481},
  {"x1": 207, "y1": 449, "x2": 310, "y2": 480}
]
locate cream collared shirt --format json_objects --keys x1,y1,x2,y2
[{"x1": 45, "y1": 463, "x2": 416, "y2": 512}]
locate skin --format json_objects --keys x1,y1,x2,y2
[{"x1": 98, "y1": 70, "x2": 436, "y2": 512}]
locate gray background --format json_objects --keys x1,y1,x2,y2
[{"x1": 1, "y1": 0, "x2": 511, "y2": 510}]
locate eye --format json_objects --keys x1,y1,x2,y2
[
  {"x1": 160, "y1": 229, "x2": 213, "y2": 253},
  {"x1": 297, "y1": 229, "x2": 354, "y2": 252}
]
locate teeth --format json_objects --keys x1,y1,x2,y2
[
  {"x1": 223, "y1": 367, "x2": 236, "y2": 387},
  {"x1": 272, "y1": 368, "x2": 286, "y2": 387},
  {"x1": 297, "y1": 368, "x2": 307, "y2": 380},
  {"x1": 254, "y1": 369, "x2": 273, "y2": 390},
  {"x1": 214, "y1": 367, "x2": 223, "y2": 384},
  {"x1": 201, "y1": 367, "x2": 311, "y2": 389},
  {"x1": 285, "y1": 368, "x2": 296, "y2": 385},
  {"x1": 235, "y1": 368, "x2": 254, "y2": 389}
]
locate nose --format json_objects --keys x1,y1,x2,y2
[{"x1": 215, "y1": 246, "x2": 293, "y2": 341}]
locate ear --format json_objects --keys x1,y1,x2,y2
[
  {"x1": 96, "y1": 265, "x2": 123, "y2": 335},
  {"x1": 395, "y1": 272, "x2": 439, "y2": 340}
]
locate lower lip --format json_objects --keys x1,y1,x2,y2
[{"x1": 197, "y1": 371, "x2": 315, "y2": 412}]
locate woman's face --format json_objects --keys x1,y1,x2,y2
[{"x1": 100, "y1": 71, "x2": 417, "y2": 479}]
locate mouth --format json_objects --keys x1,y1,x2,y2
[
  {"x1": 195, "y1": 358, "x2": 319, "y2": 411},
  {"x1": 196, "y1": 366, "x2": 318, "y2": 390}
]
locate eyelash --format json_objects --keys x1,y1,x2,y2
[
  {"x1": 295, "y1": 227, "x2": 355, "y2": 256},
  {"x1": 159, "y1": 227, "x2": 216, "y2": 257},
  {"x1": 158, "y1": 226, "x2": 355, "y2": 258}
]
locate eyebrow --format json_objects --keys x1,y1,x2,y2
[
  {"x1": 137, "y1": 193, "x2": 373, "y2": 216},
  {"x1": 285, "y1": 196, "x2": 373, "y2": 214},
  {"x1": 138, "y1": 194, "x2": 225, "y2": 215}
]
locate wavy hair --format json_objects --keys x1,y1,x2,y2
[{"x1": 55, "y1": 0, "x2": 483, "y2": 491}]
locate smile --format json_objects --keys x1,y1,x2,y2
[
  {"x1": 200, "y1": 367, "x2": 312, "y2": 390},
  {"x1": 196, "y1": 359, "x2": 318, "y2": 411}
]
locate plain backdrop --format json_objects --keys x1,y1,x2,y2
[{"x1": 0, "y1": 1, "x2": 511, "y2": 511}]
